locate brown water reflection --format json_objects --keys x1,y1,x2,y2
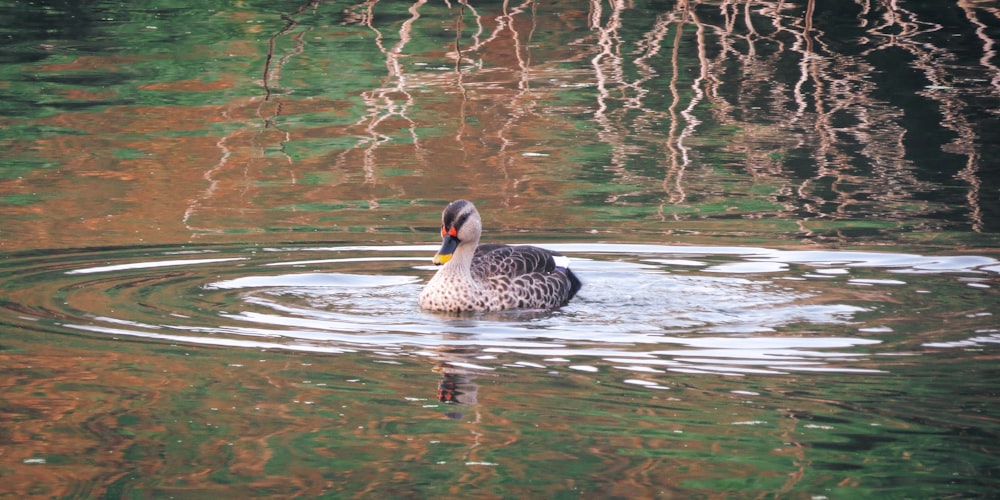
[
  {"x1": 0, "y1": 241, "x2": 995, "y2": 496},
  {"x1": 5, "y1": 321, "x2": 995, "y2": 497}
]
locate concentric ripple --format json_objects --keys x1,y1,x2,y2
[{"x1": 1, "y1": 243, "x2": 997, "y2": 376}]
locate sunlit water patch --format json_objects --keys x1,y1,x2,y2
[{"x1": 2, "y1": 243, "x2": 996, "y2": 380}]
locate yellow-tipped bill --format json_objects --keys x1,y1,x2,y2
[{"x1": 432, "y1": 234, "x2": 459, "y2": 265}]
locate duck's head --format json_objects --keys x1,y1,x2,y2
[{"x1": 432, "y1": 199, "x2": 482, "y2": 265}]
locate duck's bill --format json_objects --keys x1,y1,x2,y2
[{"x1": 432, "y1": 236, "x2": 459, "y2": 265}]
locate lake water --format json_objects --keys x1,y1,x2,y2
[{"x1": 1, "y1": 1, "x2": 998, "y2": 498}]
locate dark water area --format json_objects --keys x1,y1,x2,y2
[{"x1": 1, "y1": 0, "x2": 999, "y2": 497}]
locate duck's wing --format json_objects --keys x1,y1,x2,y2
[
  {"x1": 472, "y1": 244, "x2": 558, "y2": 275},
  {"x1": 472, "y1": 244, "x2": 582, "y2": 307}
]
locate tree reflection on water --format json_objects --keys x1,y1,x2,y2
[{"x1": 3, "y1": 1, "x2": 997, "y2": 249}]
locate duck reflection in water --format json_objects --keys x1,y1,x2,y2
[{"x1": 434, "y1": 361, "x2": 479, "y2": 419}]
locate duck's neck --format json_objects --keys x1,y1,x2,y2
[{"x1": 442, "y1": 239, "x2": 478, "y2": 280}]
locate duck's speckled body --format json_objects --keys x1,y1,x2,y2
[{"x1": 418, "y1": 200, "x2": 581, "y2": 312}]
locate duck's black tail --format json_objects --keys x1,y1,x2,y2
[{"x1": 564, "y1": 268, "x2": 582, "y2": 302}]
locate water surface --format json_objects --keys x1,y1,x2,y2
[
  {"x1": 3, "y1": 242, "x2": 998, "y2": 497},
  {"x1": 1, "y1": 0, "x2": 999, "y2": 497}
]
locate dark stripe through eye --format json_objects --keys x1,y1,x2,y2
[
  {"x1": 443, "y1": 200, "x2": 472, "y2": 233},
  {"x1": 452, "y1": 211, "x2": 472, "y2": 232}
]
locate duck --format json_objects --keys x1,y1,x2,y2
[{"x1": 418, "y1": 199, "x2": 582, "y2": 312}]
